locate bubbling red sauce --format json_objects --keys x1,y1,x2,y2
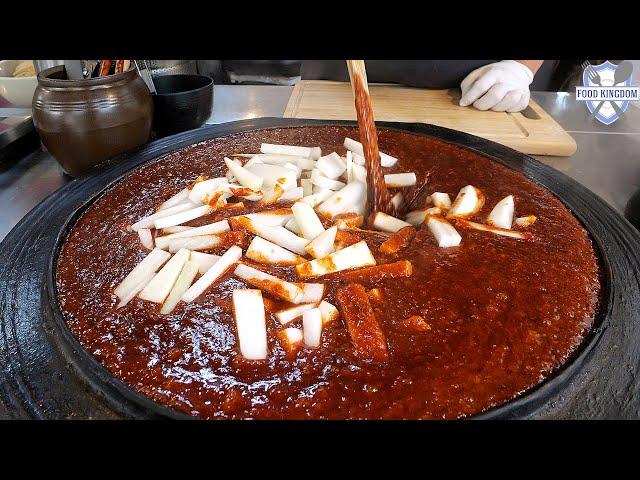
[{"x1": 56, "y1": 126, "x2": 601, "y2": 419}]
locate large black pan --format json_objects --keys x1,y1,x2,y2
[{"x1": 0, "y1": 118, "x2": 638, "y2": 419}]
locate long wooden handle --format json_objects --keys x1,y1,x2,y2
[{"x1": 346, "y1": 60, "x2": 396, "y2": 217}]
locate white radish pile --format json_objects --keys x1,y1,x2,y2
[{"x1": 115, "y1": 139, "x2": 537, "y2": 364}]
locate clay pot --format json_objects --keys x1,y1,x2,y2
[{"x1": 32, "y1": 65, "x2": 153, "y2": 177}]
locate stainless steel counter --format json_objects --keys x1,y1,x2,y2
[{"x1": 1, "y1": 85, "x2": 639, "y2": 242}]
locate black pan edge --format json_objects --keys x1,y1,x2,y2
[{"x1": 41, "y1": 118, "x2": 617, "y2": 420}]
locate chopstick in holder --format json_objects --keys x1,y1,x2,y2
[
  {"x1": 98, "y1": 60, "x2": 112, "y2": 77},
  {"x1": 346, "y1": 60, "x2": 396, "y2": 217}
]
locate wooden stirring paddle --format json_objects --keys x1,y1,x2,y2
[{"x1": 346, "y1": 60, "x2": 397, "y2": 217}]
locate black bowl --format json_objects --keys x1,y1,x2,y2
[{"x1": 151, "y1": 74, "x2": 213, "y2": 137}]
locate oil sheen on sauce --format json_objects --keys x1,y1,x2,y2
[{"x1": 55, "y1": 126, "x2": 602, "y2": 419}]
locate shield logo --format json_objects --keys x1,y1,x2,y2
[{"x1": 583, "y1": 61, "x2": 633, "y2": 125}]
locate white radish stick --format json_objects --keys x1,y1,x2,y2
[
  {"x1": 515, "y1": 215, "x2": 537, "y2": 227},
  {"x1": 182, "y1": 245, "x2": 242, "y2": 302},
  {"x1": 279, "y1": 187, "x2": 304, "y2": 202},
  {"x1": 351, "y1": 163, "x2": 367, "y2": 183},
  {"x1": 343, "y1": 137, "x2": 398, "y2": 167},
  {"x1": 188, "y1": 177, "x2": 229, "y2": 204},
  {"x1": 283, "y1": 162, "x2": 301, "y2": 178},
  {"x1": 190, "y1": 251, "x2": 220, "y2": 274},
  {"x1": 345, "y1": 151, "x2": 354, "y2": 183},
  {"x1": 161, "y1": 226, "x2": 194, "y2": 234},
  {"x1": 352, "y1": 152, "x2": 366, "y2": 166},
  {"x1": 292, "y1": 202, "x2": 325, "y2": 240},
  {"x1": 334, "y1": 214, "x2": 365, "y2": 230},
  {"x1": 370, "y1": 211, "x2": 412, "y2": 233},
  {"x1": 258, "y1": 183, "x2": 285, "y2": 206},
  {"x1": 234, "y1": 216, "x2": 310, "y2": 255},
  {"x1": 300, "y1": 189, "x2": 334, "y2": 208},
  {"x1": 246, "y1": 163, "x2": 297, "y2": 190},
  {"x1": 167, "y1": 235, "x2": 221, "y2": 253},
  {"x1": 246, "y1": 236, "x2": 305, "y2": 266},
  {"x1": 316, "y1": 152, "x2": 346, "y2": 179},
  {"x1": 391, "y1": 192, "x2": 404, "y2": 211},
  {"x1": 384, "y1": 172, "x2": 417, "y2": 188},
  {"x1": 243, "y1": 157, "x2": 264, "y2": 169},
  {"x1": 154, "y1": 220, "x2": 230, "y2": 250},
  {"x1": 138, "y1": 228, "x2": 154, "y2": 250},
  {"x1": 447, "y1": 185, "x2": 485, "y2": 219},
  {"x1": 153, "y1": 205, "x2": 213, "y2": 230},
  {"x1": 456, "y1": 219, "x2": 532, "y2": 239},
  {"x1": 316, "y1": 181, "x2": 366, "y2": 219},
  {"x1": 114, "y1": 248, "x2": 171, "y2": 299},
  {"x1": 278, "y1": 328, "x2": 303, "y2": 356},
  {"x1": 224, "y1": 157, "x2": 264, "y2": 191},
  {"x1": 318, "y1": 300, "x2": 339, "y2": 326},
  {"x1": 487, "y1": 195, "x2": 515, "y2": 229},
  {"x1": 405, "y1": 207, "x2": 442, "y2": 226},
  {"x1": 275, "y1": 303, "x2": 318, "y2": 326},
  {"x1": 311, "y1": 169, "x2": 346, "y2": 191},
  {"x1": 427, "y1": 216, "x2": 462, "y2": 248},
  {"x1": 309, "y1": 147, "x2": 322, "y2": 160},
  {"x1": 229, "y1": 186, "x2": 263, "y2": 202},
  {"x1": 284, "y1": 218, "x2": 302, "y2": 235},
  {"x1": 428, "y1": 192, "x2": 452, "y2": 210},
  {"x1": 296, "y1": 283, "x2": 326, "y2": 303},
  {"x1": 234, "y1": 263, "x2": 304, "y2": 303},
  {"x1": 297, "y1": 157, "x2": 316, "y2": 171},
  {"x1": 241, "y1": 208, "x2": 293, "y2": 227},
  {"x1": 116, "y1": 271, "x2": 155, "y2": 309},
  {"x1": 130, "y1": 202, "x2": 196, "y2": 232},
  {"x1": 139, "y1": 248, "x2": 191, "y2": 303},
  {"x1": 158, "y1": 188, "x2": 190, "y2": 211},
  {"x1": 233, "y1": 289, "x2": 268, "y2": 360},
  {"x1": 301, "y1": 178, "x2": 313, "y2": 196},
  {"x1": 159, "y1": 260, "x2": 199, "y2": 314},
  {"x1": 305, "y1": 225, "x2": 337, "y2": 259},
  {"x1": 249, "y1": 154, "x2": 303, "y2": 165},
  {"x1": 260, "y1": 143, "x2": 314, "y2": 158},
  {"x1": 303, "y1": 308, "x2": 323, "y2": 348},
  {"x1": 295, "y1": 240, "x2": 376, "y2": 278}
]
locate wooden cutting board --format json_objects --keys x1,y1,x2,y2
[{"x1": 284, "y1": 81, "x2": 577, "y2": 156}]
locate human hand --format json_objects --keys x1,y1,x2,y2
[{"x1": 459, "y1": 60, "x2": 534, "y2": 112}]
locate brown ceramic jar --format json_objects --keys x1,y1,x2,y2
[{"x1": 32, "y1": 65, "x2": 153, "y2": 177}]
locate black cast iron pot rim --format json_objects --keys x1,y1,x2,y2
[{"x1": 45, "y1": 117, "x2": 614, "y2": 420}]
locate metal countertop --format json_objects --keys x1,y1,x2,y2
[{"x1": 1, "y1": 86, "x2": 639, "y2": 242}]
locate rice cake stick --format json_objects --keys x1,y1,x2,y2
[
  {"x1": 234, "y1": 263, "x2": 304, "y2": 303},
  {"x1": 181, "y1": 246, "x2": 243, "y2": 302},
  {"x1": 114, "y1": 248, "x2": 171, "y2": 299},
  {"x1": 160, "y1": 260, "x2": 199, "y2": 314},
  {"x1": 233, "y1": 289, "x2": 268, "y2": 360}
]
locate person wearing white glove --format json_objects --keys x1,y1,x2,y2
[{"x1": 459, "y1": 60, "x2": 543, "y2": 112}]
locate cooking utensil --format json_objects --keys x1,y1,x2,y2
[
  {"x1": 346, "y1": 59, "x2": 396, "y2": 216},
  {"x1": 63, "y1": 60, "x2": 85, "y2": 80},
  {"x1": 134, "y1": 60, "x2": 157, "y2": 94}
]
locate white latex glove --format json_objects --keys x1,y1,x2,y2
[{"x1": 459, "y1": 60, "x2": 533, "y2": 112}]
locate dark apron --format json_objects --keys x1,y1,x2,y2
[{"x1": 301, "y1": 60, "x2": 554, "y2": 91}]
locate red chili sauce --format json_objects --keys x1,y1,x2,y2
[{"x1": 56, "y1": 126, "x2": 602, "y2": 419}]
